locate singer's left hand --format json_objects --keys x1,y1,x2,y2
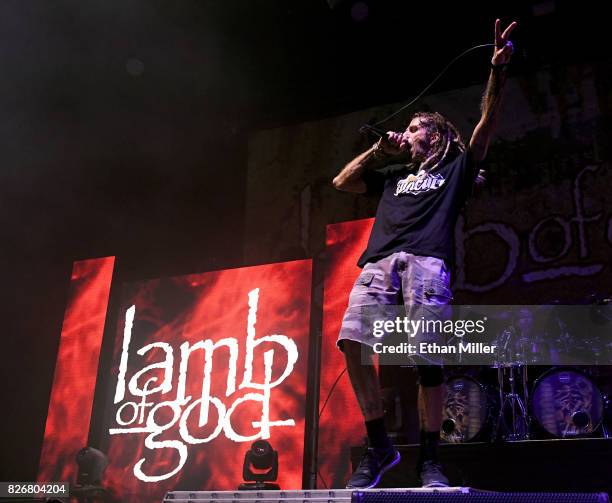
[{"x1": 491, "y1": 19, "x2": 517, "y2": 66}]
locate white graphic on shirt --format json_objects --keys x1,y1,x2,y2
[{"x1": 394, "y1": 171, "x2": 445, "y2": 196}]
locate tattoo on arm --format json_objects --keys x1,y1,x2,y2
[{"x1": 480, "y1": 68, "x2": 507, "y2": 119}]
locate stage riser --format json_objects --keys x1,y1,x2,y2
[
  {"x1": 353, "y1": 491, "x2": 609, "y2": 502},
  {"x1": 352, "y1": 439, "x2": 612, "y2": 493},
  {"x1": 165, "y1": 439, "x2": 612, "y2": 503},
  {"x1": 164, "y1": 490, "x2": 353, "y2": 503},
  {"x1": 163, "y1": 489, "x2": 610, "y2": 503}
]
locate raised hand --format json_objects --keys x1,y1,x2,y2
[{"x1": 492, "y1": 19, "x2": 517, "y2": 66}]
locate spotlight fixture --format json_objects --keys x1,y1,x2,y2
[
  {"x1": 76, "y1": 447, "x2": 108, "y2": 486},
  {"x1": 72, "y1": 447, "x2": 111, "y2": 502},
  {"x1": 238, "y1": 440, "x2": 280, "y2": 490}
]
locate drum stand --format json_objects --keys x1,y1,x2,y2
[{"x1": 494, "y1": 364, "x2": 530, "y2": 441}]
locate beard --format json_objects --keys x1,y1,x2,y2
[{"x1": 410, "y1": 142, "x2": 429, "y2": 162}]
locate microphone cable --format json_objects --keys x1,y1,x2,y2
[{"x1": 369, "y1": 43, "x2": 496, "y2": 127}]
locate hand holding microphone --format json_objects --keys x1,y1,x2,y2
[{"x1": 360, "y1": 124, "x2": 409, "y2": 157}]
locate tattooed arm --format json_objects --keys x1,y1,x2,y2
[
  {"x1": 469, "y1": 19, "x2": 517, "y2": 162},
  {"x1": 333, "y1": 131, "x2": 407, "y2": 193}
]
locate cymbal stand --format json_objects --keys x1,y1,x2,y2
[{"x1": 493, "y1": 329, "x2": 530, "y2": 441}]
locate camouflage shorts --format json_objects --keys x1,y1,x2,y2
[{"x1": 337, "y1": 251, "x2": 452, "y2": 365}]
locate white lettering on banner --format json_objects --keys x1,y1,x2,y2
[
  {"x1": 109, "y1": 288, "x2": 299, "y2": 483},
  {"x1": 241, "y1": 289, "x2": 299, "y2": 390},
  {"x1": 128, "y1": 342, "x2": 174, "y2": 397},
  {"x1": 455, "y1": 220, "x2": 520, "y2": 293},
  {"x1": 455, "y1": 164, "x2": 609, "y2": 292},
  {"x1": 114, "y1": 305, "x2": 134, "y2": 403}
]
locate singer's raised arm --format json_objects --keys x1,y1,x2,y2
[{"x1": 469, "y1": 19, "x2": 517, "y2": 162}]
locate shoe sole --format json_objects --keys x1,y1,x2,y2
[
  {"x1": 346, "y1": 450, "x2": 401, "y2": 490},
  {"x1": 422, "y1": 481, "x2": 450, "y2": 488}
]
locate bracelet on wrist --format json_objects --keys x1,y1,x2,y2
[{"x1": 371, "y1": 141, "x2": 388, "y2": 160}]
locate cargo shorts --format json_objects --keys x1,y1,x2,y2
[{"x1": 337, "y1": 251, "x2": 452, "y2": 365}]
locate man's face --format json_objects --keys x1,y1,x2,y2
[{"x1": 402, "y1": 118, "x2": 439, "y2": 162}]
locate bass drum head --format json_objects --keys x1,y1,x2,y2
[
  {"x1": 442, "y1": 375, "x2": 489, "y2": 443},
  {"x1": 532, "y1": 367, "x2": 604, "y2": 437}
]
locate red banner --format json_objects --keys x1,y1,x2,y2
[
  {"x1": 38, "y1": 257, "x2": 115, "y2": 483},
  {"x1": 319, "y1": 218, "x2": 374, "y2": 488},
  {"x1": 102, "y1": 260, "x2": 312, "y2": 501}
]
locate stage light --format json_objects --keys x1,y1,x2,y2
[
  {"x1": 72, "y1": 447, "x2": 112, "y2": 502},
  {"x1": 238, "y1": 440, "x2": 280, "y2": 490},
  {"x1": 76, "y1": 447, "x2": 108, "y2": 486}
]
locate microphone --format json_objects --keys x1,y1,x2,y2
[{"x1": 359, "y1": 123, "x2": 390, "y2": 140}]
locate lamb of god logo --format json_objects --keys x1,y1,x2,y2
[{"x1": 108, "y1": 288, "x2": 299, "y2": 482}]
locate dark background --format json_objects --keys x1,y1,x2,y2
[{"x1": 0, "y1": 0, "x2": 605, "y2": 482}]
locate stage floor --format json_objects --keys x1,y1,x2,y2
[
  {"x1": 351, "y1": 438, "x2": 612, "y2": 493},
  {"x1": 164, "y1": 487, "x2": 467, "y2": 503},
  {"x1": 164, "y1": 487, "x2": 610, "y2": 503}
]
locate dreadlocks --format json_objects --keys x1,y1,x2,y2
[{"x1": 410, "y1": 112, "x2": 465, "y2": 172}]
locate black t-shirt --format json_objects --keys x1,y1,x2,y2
[{"x1": 357, "y1": 149, "x2": 479, "y2": 267}]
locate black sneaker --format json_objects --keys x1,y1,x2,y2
[
  {"x1": 345, "y1": 446, "x2": 400, "y2": 489},
  {"x1": 419, "y1": 460, "x2": 449, "y2": 488}
]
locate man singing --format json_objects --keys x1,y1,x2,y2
[{"x1": 332, "y1": 19, "x2": 517, "y2": 488}]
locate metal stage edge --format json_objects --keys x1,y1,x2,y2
[
  {"x1": 164, "y1": 488, "x2": 484, "y2": 503},
  {"x1": 163, "y1": 488, "x2": 610, "y2": 503}
]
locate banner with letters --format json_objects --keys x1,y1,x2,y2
[{"x1": 39, "y1": 259, "x2": 312, "y2": 503}]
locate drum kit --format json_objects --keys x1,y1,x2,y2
[{"x1": 441, "y1": 297, "x2": 612, "y2": 443}]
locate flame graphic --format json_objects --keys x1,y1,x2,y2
[
  {"x1": 319, "y1": 219, "x2": 374, "y2": 488},
  {"x1": 102, "y1": 260, "x2": 312, "y2": 502},
  {"x1": 38, "y1": 257, "x2": 115, "y2": 483}
]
